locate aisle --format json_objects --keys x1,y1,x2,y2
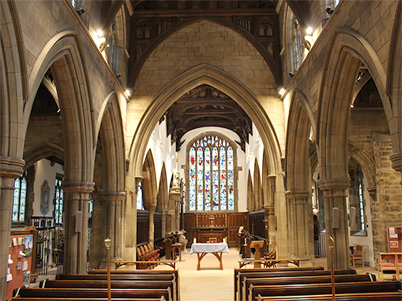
[{"x1": 174, "y1": 247, "x2": 241, "y2": 301}]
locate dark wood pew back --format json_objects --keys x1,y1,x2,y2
[
  {"x1": 13, "y1": 298, "x2": 166, "y2": 301},
  {"x1": 250, "y1": 281, "x2": 401, "y2": 301},
  {"x1": 236, "y1": 269, "x2": 355, "y2": 301},
  {"x1": 16, "y1": 287, "x2": 171, "y2": 300},
  {"x1": 234, "y1": 266, "x2": 325, "y2": 300},
  {"x1": 242, "y1": 274, "x2": 373, "y2": 301},
  {"x1": 257, "y1": 291, "x2": 402, "y2": 300}
]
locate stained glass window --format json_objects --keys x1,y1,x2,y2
[
  {"x1": 12, "y1": 171, "x2": 27, "y2": 223},
  {"x1": 188, "y1": 135, "x2": 236, "y2": 211},
  {"x1": 54, "y1": 175, "x2": 64, "y2": 224}
]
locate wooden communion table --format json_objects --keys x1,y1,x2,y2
[{"x1": 190, "y1": 243, "x2": 229, "y2": 270}]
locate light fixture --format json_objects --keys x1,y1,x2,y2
[
  {"x1": 306, "y1": 27, "x2": 313, "y2": 35},
  {"x1": 326, "y1": 7, "x2": 334, "y2": 15},
  {"x1": 115, "y1": 73, "x2": 121, "y2": 79},
  {"x1": 279, "y1": 88, "x2": 286, "y2": 96},
  {"x1": 125, "y1": 89, "x2": 133, "y2": 98},
  {"x1": 97, "y1": 30, "x2": 104, "y2": 38},
  {"x1": 76, "y1": 8, "x2": 85, "y2": 15},
  {"x1": 289, "y1": 72, "x2": 295, "y2": 77}
]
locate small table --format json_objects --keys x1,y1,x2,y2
[
  {"x1": 190, "y1": 243, "x2": 229, "y2": 270},
  {"x1": 172, "y1": 243, "x2": 182, "y2": 261}
]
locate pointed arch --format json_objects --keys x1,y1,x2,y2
[
  {"x1": 157, "y1": 163, "x2": 168, "y2": 211},
  {"x1": 23, "y1": 143, "x2": 64, "y2": 170},
  {"x1": 129, "y1": 64, "x2": 282, "y2": 184},
  {"x1": 97, "y1": 92, "x2": 126, "y2": 192},
  {"x1": 286, "y1": 90, "x2": 315, "y2": 192},
  {"x1": 142, "y1": 150, "x2": 157, "y2": 210}
]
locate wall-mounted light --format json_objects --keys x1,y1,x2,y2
[
  {"x1": 76, "y1": 8, "x2": 85, "y2": 15},
  {"x1": 125, "y1": 89, "x2": 133, "y2": 98},
  {"x1": 305, "y1": 27, "x2": 313, "y2": 35},
  {"x1": 289, "y1": 72, "x2": 295, "y2": 77},
  {"x1": 279, "y1": 88, "x2": 286, "y2": 97},
  {"x1": 326, "y1": 6, "x2": 334, "y2": 15}
]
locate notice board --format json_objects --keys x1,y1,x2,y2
[
  {"x1": 5, "y1": 234, "x2": 33, "y2": 300},
  {"x1": 387, "y1": 226, "x2": 402, "y2": 252}
]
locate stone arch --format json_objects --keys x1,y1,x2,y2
[
  {"x1": 142, "y1": 149, "x2": 157, "y2": 210},
  {"x1": 0, "y1": 1, "x2": 27, "y2": 158},
  {"x1": 347, "y1": 141, "x2": 376, "y2": 191},
  {"x1": 254, "y1": 160, "x2": 262, "y2": 210},
  {"x1": 23, "y1": 31, "x2": 94, "y2": 184},
  {"x1": 318, "y1": 29, "x2": 391, "y2": 181},
  {"x1": 387, "y1": 2, "x2": 402, "y2": 170},
  {"x1": 247, "y1": 171, "x2": 254, "y2": 212},
  {"x1": 129, "y1": 64, "x2": 282, "y2": 187},
  {"x1": 129, "y1": 17, "x2": 281, "y2": 87},
  {"x1": 286, "y1": 90, "x2": 315, "y2": 192},
  {"x1": 23, "y1": 143, "x2": 64, "y2": 170},
  {"x1": 157, "y1": 163, "x2": 168, "y2": 211},
  {"x1": 96, "y1": 92, "x2": 125, "y2": 192}
]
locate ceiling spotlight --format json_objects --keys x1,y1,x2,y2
[
  {"x1": 326, "y1": 7, "x2": 334, "y2": 15},
  {"x1": 289, "y1": 72, "x2": 295, "y2": 77},
  {"x1": 306, "y1": 27, "x2": 313, "y2": 35},
  {"x1": 125, "y1": 89, "x2": 133, "y2": 98},
  {"x1": 115, "y1": 73, "x2": 121, "y2": 79},
  {"x1": 76, "y1": 8, "x2": 85, "y2": 15},
  {"x1": 279, "y1": 88, "x2": 286, "y2": 96}
]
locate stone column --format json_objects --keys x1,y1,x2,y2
[
  {"x1": 169, "y1": 182, "x2": 181, "y2": 231},
  {"x1": 390, "y1": 153, "x2": 402, "y2": 183},
  {"x1": 0, "y1": 157, "x2": 25, "y2": 300},
  {"x1": 102, "y1": 191, "x2": 126, "y2": 259},
  {"x1": 267, "y1": 175, "x2": 276, "y2": 244},
  {"x1": 62, "y1": 181, "x2": 94, "y2": 274},
  {"x1": 285, "y1": 192, "x2": 314, "y2": 260},
  {"x1": 318, "y1": 178, "x2": 350, "y2": 270},
  {"x1": 161, "y1": 209, "x2": 168, "y2": 237}
]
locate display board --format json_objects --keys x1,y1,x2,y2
[
  {"x1": 387, "y1": 226, "x2": 402, "y2": 253},
  {"x1": 6, "y1": 234, "x2": 33, "y2": 300}
]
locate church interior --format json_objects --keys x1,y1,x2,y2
[{"x1": 1, "y1": 0, "x2": 402, "y2": 300}]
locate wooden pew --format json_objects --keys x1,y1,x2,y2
[
  {"x1": 14, "y1": 287, "x2": 171, "y2": 300},
  {"x1": 249, "y1": 281, "x2": 401, "y2": 301},
  {"x1": 235, "y1": 268, "x2": 355, "y2": 301},
  {"x1": 12, "y1": 296, "x2": 166, "y2": 301},
  {"x1": 256, "y1": 291, "x2": 402, "y2": 300},
  {"x1": 41, "y1": 280, "x2": 176, "y2": 301},
  {"x1": 234, "y1": 266, "x2": 325, "y2": 301},
  {"x1": 242, "y1": 274, "x2": 374, "y2": 301},
  {"x1": 89, "y1": 269, "x2": 179, "y2": 301}
]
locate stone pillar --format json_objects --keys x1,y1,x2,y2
[
  {"x1": 147, "y1": 205, "x2": 156, "y2": 247},
  {"x1": 161, "y1": 209, "x2": 168, "y2": 237},
  {"x1": 390, "y1": 153, "x2": 402, "y2": 183},
  {"x1": 102, "y1": 191, "x2": 126, "y2": 259},
  {"x1": 286, "y1": 191, "x2": 314, "y2": 259},
  {"x1": 318, "y1": 178, "x2": 350, "y2": 270},
  {"x1": 0, "y1": 157, "x2": 25, "y2": 300},
  {"x1": 267, "y1": 175, "x2": 276, "y2": 244},
  {"x1": 62, "y1": 181, "x2": 94, "y2": 274},
  {"x1": 169, "y1": 181, "x2": 181, "y2": 231}
]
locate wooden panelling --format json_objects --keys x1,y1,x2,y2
[
  {"x1": 228, "y1": 212, "x2": 248, "y2": 247},
  {"x1": 136, "y1": 210, "x2": 163, "y2": 245},
  {"x1": 249, "y1": 210, "x2": 266, "y2": 238},
  {"x1": 184, "y1": 213, "x2": 195, "y2": 247}
]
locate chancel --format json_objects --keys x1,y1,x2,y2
[{"x1": 1, "y1": 0, "x2": 402, "y2": 300}]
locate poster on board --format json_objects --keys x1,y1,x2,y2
[{"x1": 387, "y1": 226, "x2": 402, "y2": 252}]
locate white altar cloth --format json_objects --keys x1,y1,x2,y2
[{"x1": 190, "y1": 243, "x2": 229, "y2": 254}]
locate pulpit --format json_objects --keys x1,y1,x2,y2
[{"x1": 250, "y1": 240, "x2": 265, "y2": 268}]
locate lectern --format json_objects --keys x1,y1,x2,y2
[{"x1": 250, "y1": 240, "x2": 265, "y2": 268}]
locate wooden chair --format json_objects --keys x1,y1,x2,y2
[
  {"x1": 350, "y1": 245, "x2": 364, "y2": 268},
  {"x1": 378, "y1": 252, "x2": 402, "y2": 280}
]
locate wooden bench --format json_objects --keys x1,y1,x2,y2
[
  {"x1": 14, "y1": 287, "x2": 171, "y2": 300},
  {"x1": 89, "y1": 269, "x2": 179, "y2": 300},
  {"x1": 242, "y1": 274, "x2": 374, "y2": 301},
  {"x1": 235, "y1": 268, "x2": 355, "y2": 301},
  {"x1": 249, "y1": 281, "x2": 401, "y2": 301},
  {"x1": 256, "y1": 291, "x2": 402, "y2": 300},
  {"x1": 13, "y1": 298, "x2": 166, "y2": 301},
  {"x1": 234, "y1": 266, "x2": 325, "y2": 301},
  {"x1": 41, "y1": 279, "x2": 176, "y2": 301}
]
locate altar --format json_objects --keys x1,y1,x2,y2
[{"x1": 190, "y1": 243, "x2": 229, "y2": 270}]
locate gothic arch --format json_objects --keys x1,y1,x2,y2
[
  {"x1": 23, "y1": 31, "x2": 94, "y2": 184},
  {"x1": 247, "y1": 171, "x2": 254, "y2": 212},
  {"x1": 142, "y1": 149, "x2": 157, "y2": 209},
  {"x1": 254, "y1": 160, "x2": 262, "y2": 210},
  {"x1": 286, "y1": 90, "x2": 315, "y2": 192},
  {"x1": 318, "y1": 29, "x2": 391, "y2": 181},
  {"x1": 0, "y1": 1, "x2": 27, "y2": 158},
  {"x1": 23, "y1": 143, "x2": 64, "y2": 170},
  {"x1": 129, "y1": 64, "x2": 282, "y2": 186},
  {"x1": 96, "y1": 92, "x2": 126, "y2": 193},
  {"x1": 347, "y1": 141, "x2": 376, "y2": 191},
  {"x1": 157, "y1": 163, "x2": 168, "y2": 211}
]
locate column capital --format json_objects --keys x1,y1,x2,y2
[
  {"x1": 390, "y1": 153, "x2": 402, "y2": 173},
  {"x1": 62, "y1": 181, "x2": 95, "y2": 193},
  {"x1": 0, "y1": 156, "x2": 25, "y2": 179},
  {"x1": 102, "y1": 191, "x2": 126, "y2": 202},
  {"x1": 317, "y1": 177, "x2": 350, "y2": 191}
]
